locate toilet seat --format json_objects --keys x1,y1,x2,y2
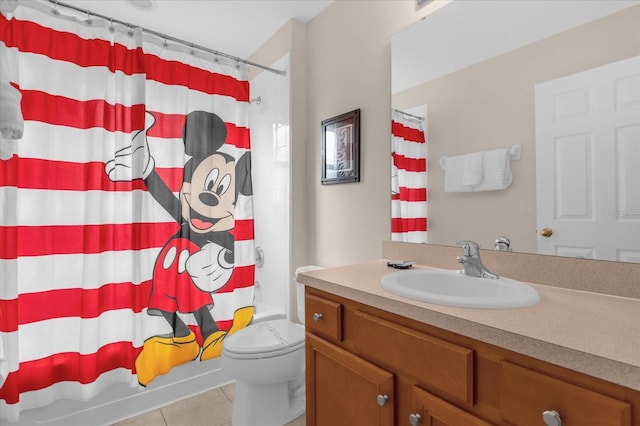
[{"x1": 223, "y1": 319, "x2": 305, "y2": 359}]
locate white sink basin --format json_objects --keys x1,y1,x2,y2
[{"x1": 381, "y1": 268, "x2": 539, "y2": 309}]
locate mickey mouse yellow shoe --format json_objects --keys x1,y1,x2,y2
[
  {"x1": 228, "y1": 306, "x2": 254, "y2": 335},
  {"x1": 200, "y1": 306, "x2": 254, "y2": 361},
  {"x1": 135, "y1": 332, "x2": 200, "y2": 386},
  {"x1": 200, "y1": 330, "x2": 227, "y2": 361}
]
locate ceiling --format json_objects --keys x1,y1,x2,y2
[{"x1": 58, "y1": 0, "x2": 333, "y2": 59}]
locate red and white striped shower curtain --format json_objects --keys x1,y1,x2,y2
[
  {"x1": 391, "y1": 110, "x2": 427, "y2": 242},
  {"x1": 0, "y1": 3, "x2": 254, "y2": 421}
]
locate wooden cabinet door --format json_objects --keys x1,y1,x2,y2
[
  {"x1": 306, "y1": 333, "x2": 394, "y2": 426},
  {"x1": 410, "y1": 386, "x2": 493, "y2": 426}
]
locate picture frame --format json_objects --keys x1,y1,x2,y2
[{"x1": 321, "y1": 109, "x2": 360, "y2": 185}]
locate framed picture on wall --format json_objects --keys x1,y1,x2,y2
[{"x1": 321, "y1": 109, "x2": 360, "y2": 185}]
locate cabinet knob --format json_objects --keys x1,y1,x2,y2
[
  {"x1": 542, "y1": 410, "x2": 562, "y2": 426},
  {"x1": 313, "y1": 312, "x2": 323, "y2": 322},
  {"x1": 409, "y1": 413, "x2": 422, "y2": 426},
  {"x1": 376, "y1": 394, "x2": 389, "y2": 406}
]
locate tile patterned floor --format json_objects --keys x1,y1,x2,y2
[{"x1": 112, "y1": 382, "x2": 305, "y2": 426}]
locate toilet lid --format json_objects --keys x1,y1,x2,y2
[{"x1": 222, "y1": 319, "x2": 305, "y2": 359}]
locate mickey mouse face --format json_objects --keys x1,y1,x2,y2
[{"x1": 180, "y1": 153, "x2": 236, "y2": 234}]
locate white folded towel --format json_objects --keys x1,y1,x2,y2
[
  {"x1": 0, "y1": 82, "x2": 24, "y2": 140},
  {"x1": 0, "y1": 136, "x2": 15, "y2": 160},
  {"x1": 443, "y1": 154, "x2": 469, "y2": 192},
  {"x1": 1, "y1": 40, "x2": 23, "y2": 141},
  {"x1": 443, "y1": 148, "x2": 513, "y2": 192},
  {"x1": 474, "y1": 148, "x2": 512, "y2": 192},
  {"x1": 462, "y1": 152, "x2": 483, "y2": 187}
]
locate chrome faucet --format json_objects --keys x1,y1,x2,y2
[{"x1": 456, "y1": 240, "x2": 499, "y2": 279}]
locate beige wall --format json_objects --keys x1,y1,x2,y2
[
  {"x1": 249, "y1": 0, "x2": 441, "y2": 318},
  {"x1": 253, "y1": 0, "x2": 435, "y2": 269},
  {"x1": 303, "y1": 0, "x2": 437, "y2": 267},
  {"x1": 248, "y1": 0, "x2": 477, "y2": 269},
  {"x1": 393, "y1": 5, "x2": 640, "y2": 252}
]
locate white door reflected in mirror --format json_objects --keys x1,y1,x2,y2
[{"x1": 535, "y1": 55, "x2": 640, "y2": 263}]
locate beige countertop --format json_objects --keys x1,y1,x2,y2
[{"x1": 299, "y1": 259, "x2": 640, "y2": 391}]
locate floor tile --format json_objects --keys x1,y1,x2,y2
[
  {"x1": 285, "y1": 414, "x2": 306, "y2": 425},
  {"x1": 160, "y1": 388, "x2": 232, "y2": 426},
  {"x1": 116, "y1": 383, "x2": 306, "y2": 426},
  {"x1": 220, "y1": 382, "x2": 235, "y2": 402}
]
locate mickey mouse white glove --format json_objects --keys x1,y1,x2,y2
[
  {"x1": 186, "y1": 242, "x2": 234, "y2": 293},
  {"x1": 105, "y1": 111, "x2": 155, "y2": 181}
]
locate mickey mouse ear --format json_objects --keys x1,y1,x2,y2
[{"x1": 182, "y1": 111, "x2": 227, "y2": 157}]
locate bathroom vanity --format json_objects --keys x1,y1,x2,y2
[{"x1": 300, "y1": 259, "x2": 640, "y2": 426}]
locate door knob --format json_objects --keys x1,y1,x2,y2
[
  {"x1": 313, "y1": 313, "x2": 323, "y2": 322},
  {"x1": 376, "y1": 394, "x2": 389, "y2": 406},
  {"x1": 409, "y1": 413, "x2": 422, "y2": 425},
  {"x1": 542, "y1": 410, "x2": 562, "y2": 426},
  {"x1": 540, "y1": 227, "x2": 553, "y2": 237}
]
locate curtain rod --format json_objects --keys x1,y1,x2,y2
[
  {"x1": 46, "y1": 0, "x2": 286, "y2": 76},
  {"x1": 392, "y1": 108, "x2": 424, "y2": 122}
]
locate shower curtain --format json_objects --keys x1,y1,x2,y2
[
  {"x1": 0, "y1": 3, "x2": 254, "y2": 421},
  {"x1": 391, "y1": 110, "x2": 427, "y2": 243}
]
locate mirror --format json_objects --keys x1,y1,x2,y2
[{"x1": 391, "y1": 0, "x2": 640, "y2": 262}]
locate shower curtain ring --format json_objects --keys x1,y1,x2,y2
[
  {"x1": 163, "y1": 35, "x2": 168, "y2": 48},
  {"x1": 190, "y1": 42, "x2": 195, "y2": 55},
  {"x1": 86, "y1": 11, "x2": 92, "y2": 25},
  {"x1": 109, "y1": 18, "x2": 115, "y2": 32},
  {"x1": 127, "y1": 24, "x2": 134, "y2": 37},
  {"x1": 52, "y1": 1, "x2": 59, "y2": 15}
]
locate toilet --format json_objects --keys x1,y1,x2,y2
[{"x1": 221, "y1": 265, "x2": 323, "y2": 426}]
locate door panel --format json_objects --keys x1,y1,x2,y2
[{"x1": 536, "y1": 55, "x2": 640, "y2": 262}]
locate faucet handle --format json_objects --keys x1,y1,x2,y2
[
  {"x1": 495, "y1": 236, "x2": 512, "y2": 251},
  {"x1": 455, "y1": 240, "x2": 480, "y2": 256}
]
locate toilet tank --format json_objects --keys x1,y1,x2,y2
[{"x1": 294, "y1": 265, "x2": 323, "y2": 324}]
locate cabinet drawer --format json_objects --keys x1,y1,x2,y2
[
  {"x1": 306, "y1": 293, "x2": 342, "y2": 341},
  {"x1": 350, "y1": 310, "x2": 473, "y2": 405},
  {"x1": 500, "y1": 361, "x2": 631, "y2": 426}
]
